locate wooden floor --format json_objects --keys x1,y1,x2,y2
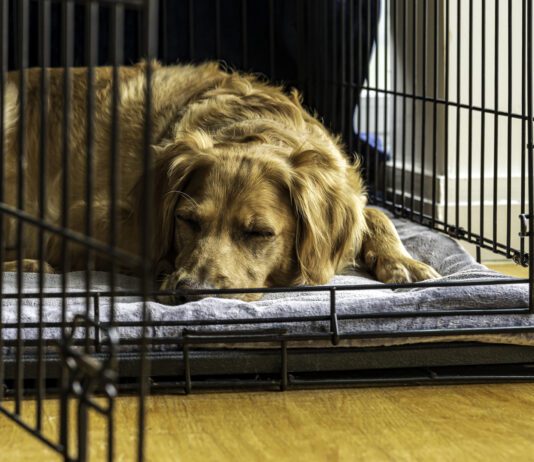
[
  {"x1": 1, "y1": 262, "x2": 531, "y2": 461},
  {"x1": 484, "y1": 261, "x2": 528, "y2": 278},
  {"x1": 3, "y1": 384, "x2": 534, "y2": 462}
]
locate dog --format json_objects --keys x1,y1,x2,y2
[{"x1": 2, "y1": 62, "x2": 439, "y2": 303}]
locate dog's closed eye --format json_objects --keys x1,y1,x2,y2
[
  {"x1": 243, "y1": 228, "x2": 275, "y2": 240},
  {"x1": 176, "y1": 213, "x2": 201, "y2": 232}
]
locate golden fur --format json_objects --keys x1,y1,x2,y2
[{"x1": 2, "y1": 62, "x2": 438, "y2": 302}]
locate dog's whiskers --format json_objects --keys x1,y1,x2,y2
[{"x1": 165, "y1": 190, "x2": 200, "y2": 207}]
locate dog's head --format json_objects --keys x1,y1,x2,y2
[
  {"x1": 148, "y1": 124, "x2": 366, "y2": 304},
  {"x1": 144, "y1": 78, "x2": 366, "y2": 303}
]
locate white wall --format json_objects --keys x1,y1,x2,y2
[{"x1": 358, "y1": 0, "x2": 530, "y2": 261}]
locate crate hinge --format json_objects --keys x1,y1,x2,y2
[{"x1": 59, "y1": 315, "x2": 118, "y2": 462}]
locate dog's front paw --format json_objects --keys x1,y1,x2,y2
[{"x1": 372, "y1": 254, "x2": 440, "y2": 284}]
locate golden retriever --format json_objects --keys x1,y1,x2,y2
[{"x1": 2, "y1": 62, "x2": 439, "y2": 303}]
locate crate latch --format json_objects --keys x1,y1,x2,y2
[
  {"x1": 519, "y1": 214, "x2": 531, "y2": 238},
  {"x1": 515, "y1": 214, "x2": 531, "y2": 266}
]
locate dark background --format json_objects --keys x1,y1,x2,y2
[
  {"x1": 7, "y1": 1, "x2": 378, "y2": 100},
  {"x1": 6, "y1": 0, "x2": 380, "y2": 155}
]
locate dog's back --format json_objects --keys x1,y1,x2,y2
[{"x1": 2, "y1": 63, "x2": 230, "y2": 265}]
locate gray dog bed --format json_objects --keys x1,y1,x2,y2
[{"x1": 1, "y1": 211, "x2": 532, "y2": 352}]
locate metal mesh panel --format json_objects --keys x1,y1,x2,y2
[{"x1": 0, "y1": 1, "x2": 532, "y2": 460}]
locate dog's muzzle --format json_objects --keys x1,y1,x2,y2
[{"x1": 174, "y1": 278, "x2": 214, "y2": 304}]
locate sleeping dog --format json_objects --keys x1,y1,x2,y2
[{"x1": 2, "y1": 62, "x2": 439, "y2": 302}]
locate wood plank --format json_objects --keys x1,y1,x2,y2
[
  {"x1": 2, "y1": 384, "x2": 534, "y2": 461},
  {"x1": 485, "y1": 262, "x2": 528, "y2": 278}
]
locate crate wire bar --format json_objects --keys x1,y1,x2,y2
[{"x1": 0, "y1": 1, "x2": 533, "y2": 461}]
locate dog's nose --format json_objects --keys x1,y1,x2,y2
[
  {"x1": 174, "y1": 279, "x2": 206, "y2": 304},
  {"x1": 174, "y1": 279, "x2": 192, "y2": 304}
]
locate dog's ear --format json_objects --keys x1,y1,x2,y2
[
  {"x1": 133, "y1": 136, "x2": 213, "y2": 265},
  {"x1": 288, "y1": 148, "x2": 367, "y2": 284}
]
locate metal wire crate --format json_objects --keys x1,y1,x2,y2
[{"x1": 0, "y1": 0, "x2": 533, "y2": 460}]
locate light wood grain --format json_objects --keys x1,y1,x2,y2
[
  {"x1": 0, "y1": 262, "x2": 531, "y2": 461},
  {"x1": 485, "y1": 262, "x2": 528, "y2": 278},
  {"x1": 2, "y1": 385, "x2": 534, "y2": 462}
]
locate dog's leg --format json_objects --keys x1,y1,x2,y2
[
  {"x1": 361, "y1": 208, "x2": 440, "y2": 283},
  {"x1": 3, "y1": 259, "x2": 55, "y2": 273},
  {"x1": 46, "y1": 199, "x2": 140, "y2": 272}
]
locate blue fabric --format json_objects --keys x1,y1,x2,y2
[{"x1": 357, "y1": 132, "x2": 391, "y2": 162}]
